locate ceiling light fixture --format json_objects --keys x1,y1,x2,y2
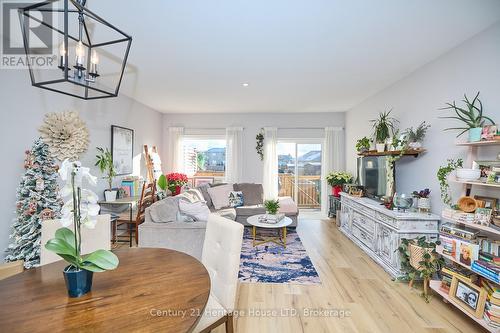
[
  {"x1": 242, "y1": 83, "x2": 249, "y2": 87},
  {"x1": 19, "y1": 0, "x2": 132, "y2": 100}
]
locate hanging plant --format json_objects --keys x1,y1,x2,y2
[
  {"x1": 256, "y1": 129, "x2": 264, "y2": 161},
  {"x1": 437, "y1": 158, "x2": 463, "y2": 207}
]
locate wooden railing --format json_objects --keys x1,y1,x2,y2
[{"x1": 278, "y1": 174, "x2": 321, "y2": 208}]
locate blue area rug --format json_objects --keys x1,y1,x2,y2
[{"x1": 238, "y1": 227, "x2": 321, "y2": 284}]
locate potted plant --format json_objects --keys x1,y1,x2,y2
[
  {"x1": 264, "y1": 199, "x2": 280, "y2": 216},
  {"x1": 166, "y1": 172, "x2": 188, "y2": 196},
  {"x1": 356, "y1": 137, "x2": 371, "y2": 153},
  {"x1": 326, "y1": 171, "x2": 353, "y2": 197},
  {"x1": 440, "y1": 91, "x2": 495, "y2": 142},
  {"x1": 94, "y1": 147, "x2": 117, "y2": 202},
  {"x1": 371, "y1": 110, "x2": 398, "y2": 152},
  {"x1": 405, "y1": 121, "x2": 430, "y2": 149},
  {"x1": 157, "y1": 174, "x2": 167, "y2": 199},
  {"x1": 437, "y1": 159, "x2": 463, "y2": 207},
  {"x1": 45, "y1": 160, "x2": 119, "y2": 298},
  {"x1": 412, "y1": 188, "x2": 431, "y2": 213}
]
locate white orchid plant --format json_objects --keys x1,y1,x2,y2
[{"x1": 45, "y1": 160, "x2": 119, "y2": 272}]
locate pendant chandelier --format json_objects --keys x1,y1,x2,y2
[{"x1": 19, "y1": 0, "x2": 132, "y2": 100}]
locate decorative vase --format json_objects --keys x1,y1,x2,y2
[
  {"x1": 375, "y1": 143, "x2": 386, "y2": 153},
  {"x1": 468, "y1": 127, "x2": 482, "y2": 142},
  {"x1": 417, "y1": 197, "x2": 431, "y2": 213},
  {"x1": 104, "y1": 190, "x2": 117, "y2": 202},
  {"x1": 332, "y1": 185, "x2": 342, "y2": 197},
  {"x1": 63, "y1": 266, "x2": 93, "y2": 298},
  {"x1": 169, "y1": 186, "x2": 182, "y2": 196}
]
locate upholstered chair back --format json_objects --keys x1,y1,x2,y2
[{"x1": 201, "y1": 214, "x2": 244, "y2": 311}]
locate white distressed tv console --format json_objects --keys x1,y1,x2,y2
[{"x1": 340, "y1": 193, "x2": 440, "y2": 278}]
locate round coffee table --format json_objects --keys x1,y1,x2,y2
[{"x1": 247, "y1": 214, "x2": 293, "y2": 248}]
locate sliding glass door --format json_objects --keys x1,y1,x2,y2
[{"x1": 277, "y1": 141, "x2": 322, "y2": 210}]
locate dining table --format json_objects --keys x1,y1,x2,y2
[{"x1": 0, "y1": 248, "x2": 211, "y2": 333}]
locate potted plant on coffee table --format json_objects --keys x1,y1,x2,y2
[
  {"x1": 45, "y1": 160, "x2": 119, "y2": 298},
  {"x1": 440, "y1": 91, "x2": 495, "y2": 142},
  {"x1": 371, "y1": 110, "x2": 398, "y2": 152},
  {"x1": 326, "y1": 171, "x2": 353, "y2": 197},
  {"x1": 95, "y1": 147, "x2": 117, "y2": 202}
]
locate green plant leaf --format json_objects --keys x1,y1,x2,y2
[
  {"x1": 80, "y1": 262, "x2": 106, "y2": 272},
  {"x1": 45, "y1": 238, "x2": 77, "y2": 257},
  {"x1": 55, "y1": 227, "x2": 76, "y2": 249},
  {"x1": 84, "y1": 250, "x2": 119, "y2": 270},
  {"x1": 157, "y1": 174, "x2": 167, "y2": 191},
  {"x1": 58, "y1": 254, "x2": 80, "y2": 267}
]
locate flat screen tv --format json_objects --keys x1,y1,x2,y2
[{"x1": 356, "y1": 156, "x2": 394, "y2": 200}]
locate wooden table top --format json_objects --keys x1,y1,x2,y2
[{"x1": 0, "y1": 248, "x2": 210, "y2": 333}]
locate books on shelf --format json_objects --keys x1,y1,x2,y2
[
  {"x1": 440, "y1": 222, "x2": 479, "y2": 241},
  {"x1": 120, "y1": 177, "x2": 143, "y2": 198},
  {"x1": 438, "y1": 235, "x2": 480, "y2": 267},
  {"x1": 472, "y1": 261, "x2": 500, "y2": 284},
  {"x1": 443, "y1": 208, "x2": 475, "y2": 222},
  {"x1": 481, "y1": 278, "x2": 500, "y2": 328}
]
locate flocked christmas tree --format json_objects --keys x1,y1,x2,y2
[{"x1": 5, "y1": 138, "x2": 62, "y2": 268}]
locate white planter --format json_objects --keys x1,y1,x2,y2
[
  {"x1": 418, "y1": 198, "x2": 431, "y2": 212},
  {"x1": 375, "y1": 143, "x2": 386, "y2": 153},
  {"x1": 408, "y1": 142, "x2": 422, "y2": 149},
  {"x1": 104, "y1": 190, "x2": 117, "y2": 202}
]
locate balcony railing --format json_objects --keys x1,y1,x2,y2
[{"x1": 278, "y1": 174, "x2": 321, "y2": 208}]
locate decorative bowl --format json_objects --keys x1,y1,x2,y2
[
  {"x1": 393, "y1": 193, "x2": 413, "y2": 211},
  {"x1": 456, "y1": 168, "x2": 481, "y2": 181}
]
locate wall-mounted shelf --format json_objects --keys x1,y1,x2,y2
[
  {"x1": 441, "y1": 216, "x2": 500, "y2": 236},
  {"x1": 456, "y1": 139, "x2": 500, "y2": 147},
  {"x1": 357, "y1": 148, "x2": 425, "y2": 157},
  {"x1": 449, "y1": 177, "x2": 500, "y2": 189}
]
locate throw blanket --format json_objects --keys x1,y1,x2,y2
[
  {"x1": 149, "y1": 189, "x2": 210, "y2": 223},
  {"x1": 149, "y1": 196, "x2": 179, "y2": 223}
]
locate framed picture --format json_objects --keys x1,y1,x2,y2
[
  {"x1": 481, "y1": 125, "x2": 498, "y2": 140},
  {"x1": 449, "y1": 276, "x2": 487, "y2": 319},
  {"x1": 111, "y1": 125, "x2": 134, "y2": 175},
  {"x1": 193, "y1": 177, "x2": 214, "y2": 187},
  {"x1": 474, "y1": 208, "x2": 493, "y2": 226},
  {"x1": 474, "y1": 195, "x2": 498, "y2": 212}
]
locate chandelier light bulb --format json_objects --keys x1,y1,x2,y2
[
  {"x1": 59, "y1": 43, "x2": 66, "y2": 56},
  {"x1": 75, "y1": 41, "x2": 85, "y2": 65},
  {"x1": 90, "y1": 50, "x2": 99, "y2": 64}
]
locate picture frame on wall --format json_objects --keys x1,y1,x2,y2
[
  {"x1": 111, "y1": 125, "x2": 134, "y2": 175},
  {"x1": 449, "y1": 275, "x2": 487, "y2": 319}
]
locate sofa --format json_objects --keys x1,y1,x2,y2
[{"x1": 139, "y1": 183, "x2": 299, "y2": 259}]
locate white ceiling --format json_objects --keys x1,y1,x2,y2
[{"x1": 92, "y1": 0, "x2": 500, "y2": 113}]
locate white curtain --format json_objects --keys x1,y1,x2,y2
[
  {"x1": 321, "y1": 127, "x2": 345, "y2": 216},
  {"x1": 166, "y1": 127, "x2": 184, "y2": 173},
  {"x1": 225, "y1": 127, "x2": 243, "y2": 183},
  {"x1": 262, "y1": 127, "x2": 278, "y2": 200}
]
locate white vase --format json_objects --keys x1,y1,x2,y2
[
  {"x1": 408, "y1": 142, "x2": 422, "y2": 149},
  {"x1": 375, "y1": 143, "x2": 386, "y2": 153},
  {"x1": 104, "y1": 190, "x2": 117, "y2": 202},
  {"x1": 418, "y1": 198, "x2": 431, "y2": 212}
]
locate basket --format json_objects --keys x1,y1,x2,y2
[
  {"x1": 457, "y1": 196, "x2": 478, "y2": 213},
  {"x1": 409, "y1": 242, "x2": 434, "y2": 270}
]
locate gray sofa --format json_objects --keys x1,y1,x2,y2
[{"x1": 139, "y1": 183, "x2": 299, "y2": 259}]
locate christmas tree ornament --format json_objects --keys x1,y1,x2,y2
[{"x1": 35, "y1": 178, "x2": 45, "y2": 192}]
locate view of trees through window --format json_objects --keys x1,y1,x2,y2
[{"x1": 183, "y1": 138, "x2": 226, "y2": 176}]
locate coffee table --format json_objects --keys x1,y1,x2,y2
[{"x1": 247, "y1": 214, "x2": 293, "y2": 248}]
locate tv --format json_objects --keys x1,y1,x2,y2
[{"x1": 357, "y1": 156, "x2": 394, "y2": 200}]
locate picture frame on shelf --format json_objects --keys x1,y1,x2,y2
[
  {"x1": 474, "y1": 208, "x2": 493, "y2": 226},
  {"x1": 474, "y1": 195, "x2": 498, "y2": 212},
  {"x1": 193, "y1": 177, "x2": 214, "y2": 187},
  {"x1": 481, "y1": 125, "x2": 498, "y2": 141},
  {"x1": 449, "y1": 275, "x2": 487, "y2": 319}
]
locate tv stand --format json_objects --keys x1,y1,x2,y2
[{"x1": 339, "y1": 193, "x2": 439, "y2": 277}]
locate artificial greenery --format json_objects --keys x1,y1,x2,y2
[
  {"x1": 371, "y1": 109, "x2": 398, "y2": 143},
  {"x1": 440, "y1": 92, "x2": 495, "y2": 137},
  {"x1": 326, "y1": 171, "x2": 353, "y2": 187},
  {"x1": 256, "y1": 129, "x2": 264, "y2": 161},
  {"x1": 94, "y1": 147, "x2": 116, "y2": 190},
  {"x1": 405, "y1": 121, "x2": 431, "y2": 143},
  {"x1": 397, "y1": 237, "x2": 444, "y2": 302},
  {"x1": 437, "y1": 158, "x2": 463, "y2": 206},
  {"x1": 264, "y1": 199, "x2": 280, "y2": 215},
  {"x1": 356, "y1": 137, "x2": 371, "y2": 152}
]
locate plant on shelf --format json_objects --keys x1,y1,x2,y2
[
  {"x1": 356, "y1": 137, "x2": 371, "y2": 153},
  {"x1": 256, "y1": 129, "x2": 264, "y2": 161},
  {"x1": 264, "y1": 199, "x2": 280, "y2": 215},
  {"x1": 397, "y1": 237, "x2": 444, "y2": 302},
  {"x1": 412, "y1": 188, "x2": 431, "y2": 212},
  {"x1": 371, "y1": 109, "x2": 398, "y2": 152},
  {"x1": 405, "y1": 121, "x2": 430, "y2": 149},
  {"x1": 94, "y1": 147, "x2": 117, "y2": 202},
  {"x1": 439, "y1": 91, "x2": 495, "y2": 142},
  {"x1": 166, "y1": 172, "x2": 188, "y2": 196},
  {"x1": 45, "y1": 160, "x2": 119, "y2": 298},
  {"x1": 437, "y1": 158, "x2": 463, "y2": 207},
  {"x1": 326, "y1": 171, "x2": 353, "y2": 197}
]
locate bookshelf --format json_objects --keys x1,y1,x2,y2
[
  {"x1": 456, "y1": 140, "x2": 500, "y2": 147},
  {"x1": 449, "y1": 177, "x2": 500, "y2": 189},
  {"x1": 441, "y1": 216, "x2": 500, "y2": 236}
]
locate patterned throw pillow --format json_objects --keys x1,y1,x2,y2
[{"x1": 229, "y1": 191, "x2": 244, "y2": 207}]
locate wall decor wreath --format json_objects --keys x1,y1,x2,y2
[{"x1": 39, "y1": 111, "x2": 89, "y2": 161}]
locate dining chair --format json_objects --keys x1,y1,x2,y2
[
  {"x1": 40, "y1": 215, "x2": 111, "y2": 266},
  {"x1": 0, "y1": 261, "x2": 24, "y2": 280},
  {"x1": 194, "y1": 214, "x2": 244, "y2": 333},
  {"x1": 115, "y1": 182, "x2": 156, "y2": 246}
]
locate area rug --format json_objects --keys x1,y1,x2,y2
[{"x1": 238, "y1": 228, "x2": 321, "y2": 284}]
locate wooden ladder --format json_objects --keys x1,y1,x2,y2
[{"x1": 144, "y1": 145, "x2": 162, "y2": 183}]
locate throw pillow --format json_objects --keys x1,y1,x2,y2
[
  {"x1": 195, "y1": 183, "x2": 214, "y2": 208},
  {"x1": 234, "y1": 183, "x2": 263, "y2": 206},
  {"x1": 229, "y1": 191, "x2": 244, "y2": 207},
  {"x1": 207, "y1": 184, "x2": 234, "y2": 210}
]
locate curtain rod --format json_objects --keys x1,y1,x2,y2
[{"x1": 180, "y1": 127, "x2": 343, "y2": 130}]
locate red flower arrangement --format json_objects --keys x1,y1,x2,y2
[{"x1": 166, "y1": 172, "x2": 188, "y2": 196}]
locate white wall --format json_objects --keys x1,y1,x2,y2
[
  {"x1": 0, "y1": 69, "x2": 163, "y2": 261},
  {"x1": 345, "y1": 22, "x2": 500, "y2": 214},
  {"x1": 163, "y1": 112, "x2": 345, "y2": 182}
]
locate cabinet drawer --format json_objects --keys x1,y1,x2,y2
[
  {"x1": 352, "y1": 211, "x2": 375, "y2": 234},
  {"x1": 352, "y1": 224, "x2": 374, "y2": 250}
]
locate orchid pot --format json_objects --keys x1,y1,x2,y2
[
  {"x1": 375, "y1": 143, "x2": 386, "y2": 153},
  {"x1": 63, "y1": 265, "x2": 93, "y2": 297},
  {"x1": 104, "y1": 189, "x2": 117, "y2": 202}
]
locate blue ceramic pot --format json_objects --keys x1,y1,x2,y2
[
  {"x1": 468, "y1": 127, "x2": 482, "y2": 142},
  {"x1": 63, "y1": 266, "x2": 93, "y2": 298}
]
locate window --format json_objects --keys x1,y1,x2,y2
[{"x1": 182, "y1": 137, "x2": 226, "y2": 177}]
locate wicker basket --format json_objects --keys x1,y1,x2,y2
[
  {"x1": 457, "y1": 196, "x2": 478, "y2": 213},
  {"x1": 409, "y1": 242, "x2": 434, "y2": 270}
]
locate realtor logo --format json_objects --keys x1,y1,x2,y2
[{"x1": 1, "y1": 0, "x2": 56, "y2": 68}]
